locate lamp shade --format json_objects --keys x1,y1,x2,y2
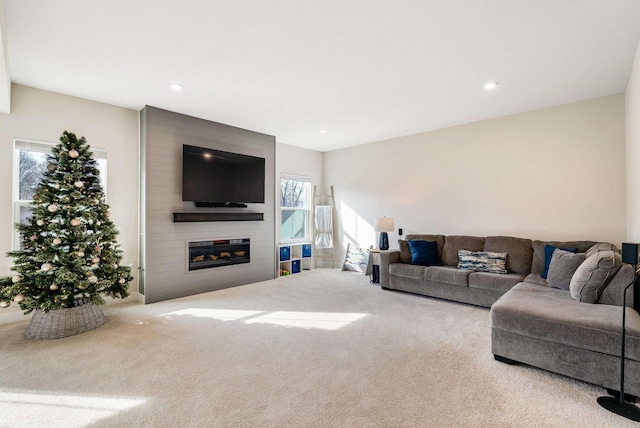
[{"x1": 374, "y1": 217, "x2": 395, "y2": 232}]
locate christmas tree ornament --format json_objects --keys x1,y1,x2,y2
[
  {"x1": 47, "y1": 204, "x2": 59, "y2": 213},
  {"x1": 88, "y1": 276, "x2": 98, "y2": 284},
  {"x1": 11, "y1": 275, "x2": 21, "y2": 283},
  {"x1": 68, "y1": 149, "x2": 79, "y2": 159},
  {"x1": 74, "y1": 181, "x2": 84, "y2": 188},
  {"x1": 29, "y1": 235, "x2": 38, "y2": 242},
  {"x1": 47, "y1": 163, "x2": 56, "y2": 171},
  {"x1": 54, "y1": 184, "x2": 60, "y2": 190},
  {"x1": 70, "y1": 218, "x2": 81, "y2": 227},
  {"x1": 36, "y1": 220, "x2": 44, "y2": 226},
  {"x1": 0, "y1": 301, "x2": 10, "y2": 308},
  {"x1": 40, "y1": 263, "x2": 52, "y2": 272},
  {"x1": 14, "y1": 293, "x2": 25, "y2": 303},
  {"x1": 95, "y1": 245, "x2": 102, "y2": 253},
  {"x1": 118, "y1": 278, "x2": 125, "y2": 284},
  {"x1": 49, "y1": 284, "x2": 58, "y2": 291},
  {"x1": 92, "y1": 256, "x2": 100, "y2": 263},
  {"x1": 106, "y1": 211, "x2": 111, "y2": 217},
  {"x1": 77, "y1": 251, "x2": 85, "y2": 257},
  {"x1": 96, "y1": 220, "x2": 101, "y2": 226},
  {"x1": 53, "y1": 238, "x2": 62, "y2": 245}
]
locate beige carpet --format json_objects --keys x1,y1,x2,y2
[{"x1": 0, "y1": 269, "x2": 635, "y2": 427}]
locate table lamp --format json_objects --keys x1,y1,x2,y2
[{"x1": 374, "y1": 217, "x2": 394, "y2": 250}]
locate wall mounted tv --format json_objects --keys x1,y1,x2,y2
[{"x1": 182, "y1": 145, "x2": 265, "y2": 207}]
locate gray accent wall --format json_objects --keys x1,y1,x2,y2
[{"x1": 140, "y1": 106, "x2": 276, "y2": 304}]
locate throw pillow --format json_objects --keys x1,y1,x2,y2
[
  {"x1": 546, "y1": 249, "x2": 586, "y2": 291},
  {"x1": 398, "y1": 240, "x2": 412, "y2": 264},
  {"x1": 457, "y1": 250, "x2": 508, "y2": 274},
  {"x1": 569, "y1": 250, "x2": 623, "y2": 303},
  {"x1": 408, "y1": 240, "x2": 441, "y2": 266},
  {"x1": 585, "y1": 242, "x2": 619, "y2": 259},
  {"x1": 542, "y1": 244, "x2": 578, "y2": 279}
]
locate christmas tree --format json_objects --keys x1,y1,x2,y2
[{"x1": 0, "y1": 131, "x2": 132, "y2": 314}]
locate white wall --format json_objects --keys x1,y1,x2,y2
[
  {"x1": 325, "y1": 94, "x2": 626, "y2": 262},
  {"x1": 627, "y1": 39, "x2": 640, "y2": 242},
  {"x1": 275, "y1": 142, "x2": 324, "y2": 245},
  {"x1": 0, "y1": 84, "x2": 139, "y2": 319}
]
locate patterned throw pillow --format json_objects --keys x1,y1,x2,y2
[{"x1": 457, "y1": 250, "x2": 508, "y2": 274}]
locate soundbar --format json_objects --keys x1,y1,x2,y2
[{"x1": 195, "y1": 202, "x2": 248, "y2": 208}]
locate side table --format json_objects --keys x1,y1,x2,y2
[{"x1": 365, "y1": 249, "x2": 381, "y2": 284}]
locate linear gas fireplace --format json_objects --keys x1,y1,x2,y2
[{"x1": 188, "y1": 238, "x2": 250, "y2": 272}]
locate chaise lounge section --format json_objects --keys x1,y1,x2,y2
[{"x1": 379, "y1": 234, "x2": 640, "y2": 396}]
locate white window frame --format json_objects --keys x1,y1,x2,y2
[
  {"x1": 280, "y1": 174, "x2": 311, "y2": 243},
  {"x1": 12, "y1": 138, "x2": 108, "y2": 250}
]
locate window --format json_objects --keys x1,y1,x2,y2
[
  {"x1": 280, "y1": 174, "x2": 311, "y2": 242},
  {"x1": 12, "y1": 139, "x2": 107, "y2": 249}
]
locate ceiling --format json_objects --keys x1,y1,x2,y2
[{"x1": 3, "y1": 1, "x2": 640, "y2": 152}]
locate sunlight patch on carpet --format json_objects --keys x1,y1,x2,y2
[
  {"x1": 0, "y1": 390, "x2": 147, "y2": 427},
  {"x1": 244, "y1": 311, "x2": 368, "y2": 330},
  {"x1": 161, "y1": 308, "x2": 264, "y2": 321}
]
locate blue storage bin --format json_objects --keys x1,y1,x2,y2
[
  {"x1": 280, "y1": 246, "x2": 290, "y2": 261},
  {"x1": 302, "y1": 244, "x2": 312, "y2": 258},
  {"x1": 292, "y1": 259, "x2": 301, "y2": 274}
]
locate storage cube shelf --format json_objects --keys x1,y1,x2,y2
[{"x1": 278, "y1": 243, "x2": 312, "y2": 276}]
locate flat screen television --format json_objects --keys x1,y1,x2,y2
[{"x1": 182, "y1": 145, "x2": 265, "y2": 206}]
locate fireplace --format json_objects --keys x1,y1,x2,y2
[{"x1": 188, "y1": 238, "x2": 250, "y2": 271}]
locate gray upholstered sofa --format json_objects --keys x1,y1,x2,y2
[
  {"x1": 379, "y1": 234, "x2": 640, "y2": 396},
  {"x1": 379, "y1": 234, "x2": 534, "y2": 307}
]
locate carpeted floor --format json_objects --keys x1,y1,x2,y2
[{"x1": 0, "y1": 269, "x2": 635, "y2": 427}]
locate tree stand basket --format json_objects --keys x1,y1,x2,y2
[{"x1": 24, "y1": 302, "x2": 105, "y2": 340}]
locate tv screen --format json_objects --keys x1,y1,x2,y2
[{"x1": 182, "y1": 145, "x2": 265, "y2": 204}]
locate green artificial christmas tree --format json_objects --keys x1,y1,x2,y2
[{"x1": 0, "y1": 131, "x2": 132, "y2": 315}]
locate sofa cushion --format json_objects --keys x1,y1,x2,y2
[
  {"x1": 542, "y1": 244, "x2": 578, "y2": 279},
  {"x1": 531, "y1": 240, "x2": 597, "y2": 275},
  {"x1": 458, "y1": 250, "x2": 508, "y2": 274},
  {"x1": 408, "y1": 240, "x2": 441, "y2": 266},
  {"x1": 597, "y1": 264, "x2": 635, "y2": 307},
  {"x1": 469, "y1": 272, "x2": 526, "y2": 293},
  {"x1": 389, "y1": 263, "x2": 426, "y2": 280},
  {"x1": 423, "y1": 266, "x2": 471, "y2": 287},
  {"x1": 441, "y1": 235, "x2": 484, "y2": 266},
  {"x1": 400, "y1": 234, "x2": 445, "y2": 264},
  {"x1": 483, "y1": 236, "x2": 533, "y2": 274},
  {"x1": 569, "y1": 250, "x2": 623, "y2": 303},
  {"x1": 523, "y1": 273, "x2": 548, "y2": 286},
  {"x1": 491, "y1": 282, "x2": 640, "y2": 360},
  {"x1": 546, "y1": 249, "x2": 585, "y2": 291}
]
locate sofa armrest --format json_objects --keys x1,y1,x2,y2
[{"x1": 380, "y1": 250, "x2": 401, "y2": 288}]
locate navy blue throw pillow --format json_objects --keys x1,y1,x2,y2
[
  {"x1": 542, "y1": 244, "x2": 578, "y2": 279},
  {"x1": 408, "y1": 240, "x2": 441, "y2": 266}
]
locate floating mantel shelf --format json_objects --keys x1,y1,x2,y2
[{"x1": 173, "y1": 212, "x2": 264, "y2": 222}]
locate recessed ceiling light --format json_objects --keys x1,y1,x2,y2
[
  {"x1": 169, "y1": 83, "x2": 184, "y2": 92},
  {"x1": 484, "y1": 81, "x2": 499, "y2": 91},
  {"x1": 318, "y1": 129, "x2": 327, "y2": 134}
]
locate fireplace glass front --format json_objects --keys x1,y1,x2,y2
[{"x1": 188, "y1": 238, "x2": 250, "y2": 271}]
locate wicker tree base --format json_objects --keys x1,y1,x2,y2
[{"x1": 24, "y1": 302, "x2": 105, "y2": 340}]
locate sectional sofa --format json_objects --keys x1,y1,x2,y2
[{"x1": 378, "y1": 234, "x2": 640, "y2": 396}]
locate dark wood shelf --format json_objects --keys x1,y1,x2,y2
[{"x1": 173, "y1": 212, "x2": 264, "y2": 222}]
